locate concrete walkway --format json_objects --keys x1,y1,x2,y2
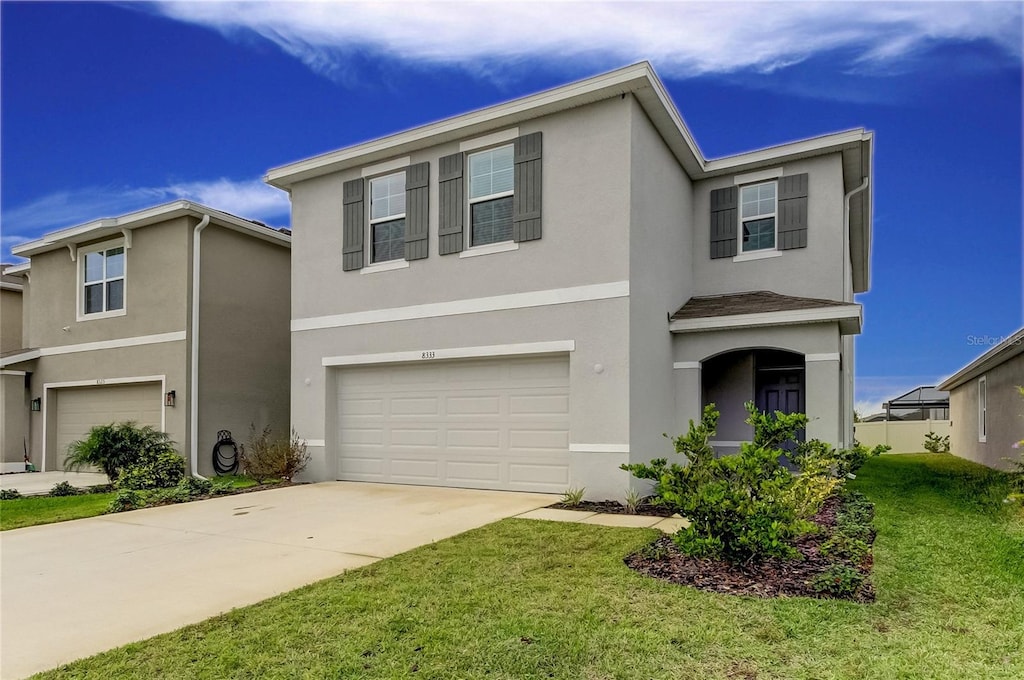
[
  {"x1": 517, "y1": 507, "x2": 691, "y2": 533},
  {"x1": 0, "y1": 482, "x2": 554, "y2": 680},
  {"x1": 1, "y1": 471, "x2": 109, "y2": 496}
]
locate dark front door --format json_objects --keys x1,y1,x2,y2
[{"x1": 756, "y1": 368, "x2": 806, "y2": 464}]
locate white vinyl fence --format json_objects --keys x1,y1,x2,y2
[{"x1": 854, "y1": 419, "x2": 952, "y2": 454}]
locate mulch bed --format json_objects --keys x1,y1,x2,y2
[
  {"x1": 548, "y1": 500, "x2": 675, "y2": 517},
  {"x1": 624, "y1": 495, "x2": 876, "y2": 602}
]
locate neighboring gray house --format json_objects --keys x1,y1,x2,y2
[
  {"x1": 0, "y1": 202, "x2": 291, "y2": 476},
  {"x1": 939, "y1": 328, "x2": 1024, "y2": 470},
  {"x1": 267, "y1": 62, "x2": 872, "y2": 499}
]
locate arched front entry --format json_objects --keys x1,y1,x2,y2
[{"x1": 701, "y1": 348, "x2": 805, "y2": 450}]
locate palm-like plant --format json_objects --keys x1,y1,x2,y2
[{"x1": 65, "y1": 422, "x2": 177, "y2": 483}]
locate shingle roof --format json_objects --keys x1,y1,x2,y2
[{"x1": 671, "y1": 291, "x2": 849, "y2": 321}]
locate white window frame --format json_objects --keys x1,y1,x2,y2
[
  {"x1": 467, "y1": 143, "x2": 515, "y2": 249},
  {"x1": 367, "y1": 171, "x2": 407, "y2": 266},
  {"x1": 76, "y1": 238, "x2": 127, "y2": 321},
  {"x1": 738, "y1": 180, "x2": 778, "y2": 254},
  {"x1": 978, "y1": 375, "x2": 987, "y2": 443}
]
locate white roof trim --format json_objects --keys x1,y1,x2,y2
[
  {"x1": 938, "y1": 328, "x2": 1024, "y2": 391},
  {"x1": 2, "y1": 263, "x2": 30, "y2": 275},
  {"x1": 0, "y1": 282, "x2": 23, "y2": 292},
  {"x1": 0, "y1": 349, "x2": 41, "y2": 367},
  {"x1": 669, "y1": 304, "x2": 862, "y2": 335},
  {"x1": 12, "y1": 201, "x2": 290, "y2": 258}
]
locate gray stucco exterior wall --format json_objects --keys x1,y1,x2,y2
[
  {"x1": 195, "y1": 222, "x2": 291, "y2": 476},
  {"x1": 627, "y1": 96, "x2": 692, "y2": 477},
  {"x1": 948, "y1": 354, "x2": 1024, "y2": 470},
  {"x1": 1, "y1": 287, "x2": 24, "y2": 353}
]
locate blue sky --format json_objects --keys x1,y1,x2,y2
[{"x1": 1, "y1": 1, "x2": 1021, "y2": 413}]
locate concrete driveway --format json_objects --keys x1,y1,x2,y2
[
  {"x1": 0, "y1": 482, "x2": 555, "y2": 679},
  {"x1": 1, "y1": 471, "x2": 109, "y2": 496}
]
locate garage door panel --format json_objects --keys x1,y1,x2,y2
[
  {"x1": 390, "y1": 397, "x2": 440, "y2": 416},
  {"x1": 509, "y1": 394, "x2": 569, "y2": 415},
  {"x1": 390, "y1": 428, "x2": 440, "y2": 447},
  {"x1": 446, "y1": 395, "x2": 501, "y2": 416},
  {"x1": 446, "y1": 461, "x2": 501, "y2": 483},
  {"x1": 335, "y1": 355, "x2": 569, "y2": 492},
  {"x1": 509, "y1": 429, "x2": 570, "y2": 450},
  {"x1": 509, "y1": 463, "x2": 570, "y2": 486}
]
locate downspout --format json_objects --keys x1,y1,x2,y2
[
  {"x1": 843, "y1": 177, "x2": 869, "y2": 302},
  {"x1": 842, "y1": 177, "x2": 869, "y2": 448},
  {"x1": 190, "y1": 214, "x2": 211, "y2": 479}
]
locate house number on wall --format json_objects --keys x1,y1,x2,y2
[{"x1": 420, "y1": 351, "x2": 436, "y2": 359}]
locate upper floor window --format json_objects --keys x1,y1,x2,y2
[
  {"x1": 79, "y1": 240, "x2": 125, "y2": 319},
  {"x1": 740, "y1": 181, "x2": 776, "y2": 252},
  {"x1": 369, "y1": 172, "x2": 406, "y2": 263},
  {"x1": 468, "y1": 144, "x2": 514, "y2": 246}
]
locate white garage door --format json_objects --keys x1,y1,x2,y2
[
  {"x1": 336, "y1": 354, "x2": 570, "y2": 492},
  {"x1": 53, "y1": 383, "x2": 163, "y2": 467}
]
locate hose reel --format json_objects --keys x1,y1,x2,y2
[{"x1": 212, "y1": 429, "x2": 239, "y2": 475}]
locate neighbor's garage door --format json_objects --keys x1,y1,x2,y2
[
  {"x1": 336, "y1": 354, "x2": 570, "y2": 492},
  {"x1": 53, "y1": 383, "x2": 163, "y2": 465}
]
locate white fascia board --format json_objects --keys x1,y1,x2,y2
[
  {"x1": 0, "y1": 282, "x2": 23, "y2": 292},
  {"x1": 701, "y1": 129, "x2": 871, "y2": 178},
  {"x1": 322, "y1": 340, "x2": 575, "y2": 367},
  {"x1": 265, "y1": 62, "x2": 707, "y2": 188},
  {"x1": 12, "y1": 201, "x2": 289, "y2": 258},
  {"x1": 938, "y1": 327, "x2": 1024, "y2": 391},
  {"x1": 669, "y1": 305, "x2": 862, "y2": 335},
  {"x1": 2, "y1": 262, "x2": 30, "y2": 275},
  {"x1": 0, "y1": 349, "x2": 41, "y2": 367}
]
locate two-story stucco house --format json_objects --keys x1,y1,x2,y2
[
  {"x1": 0, "y1": 201, "x2": 291, "y2": 476},
  {"x1": 267, "y1": 62, "x2": 873, "y2": 499}
]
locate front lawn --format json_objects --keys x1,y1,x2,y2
[
  {"x1": 1, "y1": 493, "x2": 117, "y2": 531},
  {"x1": 36, "y1": 454, "x2": 1024, "y2": 679}
]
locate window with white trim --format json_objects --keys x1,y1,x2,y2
[
  {"x1": 740, "y1": 181, "x2": 777, "y2": 252},
  {"x1": 80, "y1": 242, "x2": 125, "y2": 317},
  {"x1": 369, "y1": 172, "x2": 406, "y2": 263},
  {"x1": 468, "y1": 144, "x2": 514, "y2": 246},
  {"x1": 978, "y1": 376, "x2": 987, "y2": 442}
]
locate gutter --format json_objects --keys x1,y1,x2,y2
[
  {"x1": 190, "y1": 213, "x2": 211, "y2": 479},
  {"x1": 843, "y1": 177, "x2": 870, "y2": 302}
]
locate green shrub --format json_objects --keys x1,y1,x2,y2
[
  {"x1": 811, "y1": 565, "x2": 865, "y2": 597},
  {"x1": 241, "y1": 426, "x2": 310, "y2": 482},
  {"x1": 624, "y1": 487, "x2": 643, "y2": 514},
  {"x1": 924, "y1": 431, "x2": 951, "y2": 453},
  {"x1": 65, "y1": 422, "x2": 178, "y2": 483},
  {"x1": 49, "y1": 481, "x2": 81, "y2": 497},
  {"x1": 88, "y1": 484, "x2": 114, "y2": 494},
  {"x1": 623, "y1": 402, "x2": 822, "y2": 563},
  {"x1": 116, "y1": 449, "x2": 185, "y2": 490},
  {"x1": 821, "y1": 532, "x2": 871, "y2": 563},
  {"x1": 560, "y1": 487, "x2": 586, "y2": 506},
  {"x1": 834, "y1": 442, "x2": 889, "y2": 478},
  {"x1": 0, "y1": 488, "x2": 22, "y2": 500},
  {"x1": 210, "y1": 479, "x2": 235, "y2": 495},
  {"x1": 177, "y1": 476, "x2": 213, "y2": 497},
  {"x1": 107, "y1": 489, "x2": 146, "y2": 513}
]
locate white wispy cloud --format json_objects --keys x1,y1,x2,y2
[
  {"x1": 1, "y1": 178, "x2": 290, "y2": 258},
  {"x1": 150, "y1": 1, "x2": 1022, "y2": 82}
]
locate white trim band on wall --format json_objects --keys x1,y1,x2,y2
[
  {"x1": 304, "y1": 439, "x2": 326, "y2": 448},
  {"x1": 568, "y1": 443, "x2": 630, "y2": 454},
  {"x1": 323, "y1": 340, "x2": 575, "y2": 367},
  {"x1": 360, "y1": 156, "x2": 411, "y2": 178},
  {"x1": 805, "y1": 353, "x2": 841, "y2": 362},
  {"x1": 41, "y1": 331, "x2": 185, "y2": 358},
  {"x1": 672, "y1": 361, "x2": 701, "y2": 370},
  {"x1": 294, "y1": 281, "x2": 630, "y2": 332}
]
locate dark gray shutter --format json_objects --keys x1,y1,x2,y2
[
  {"x1": 404, "y1": 162, "x2": 430, "y2": 261},
  {"x1": 777, "y1": 173, "x2": 808, "y2": 250},
  {"x1": 342, "y1": 178, "x2": 365, "y2": 271},
  {"x1": 438, "y1": 152, "x2": 464, "y2": 255},
  {"x1": 513, "y1": 132, "x2": 542, "y2": 242},
  {"x1": 709, "y1": 186, "x2": 738, "y2": 259}
]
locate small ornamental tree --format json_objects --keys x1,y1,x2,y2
[{"x1": 65, "y1": 422, "x2": 179, "y2": 484}]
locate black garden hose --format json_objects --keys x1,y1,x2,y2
[{"x1": 212, "y1": 430, "x2": 239, "y2": 475}]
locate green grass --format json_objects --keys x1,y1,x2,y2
[
  {"x1": 34, "y1": 454, "x2": 1024, "y2": 679},
  {"x1": 1, "y1": 493, "x2": 116, "y2": 531},
  {"x1": 1, "y1": 476, "x2": 281, "y2": 531}
]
